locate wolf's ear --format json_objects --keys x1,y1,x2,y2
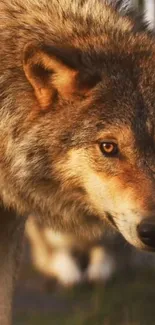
[{"x1": 23, "y1": 43, "x2": 99, "y2": 110}]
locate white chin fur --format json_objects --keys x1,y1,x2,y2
[{"x1": 115, "y1": 219, "x2": 146, "y2": 250}]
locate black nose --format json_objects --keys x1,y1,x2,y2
[{"x1": 137, "y1": 219, "x2": 155, "y2": 249}]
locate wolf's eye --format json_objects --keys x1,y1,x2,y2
[{"x1": 100, "y1": 142, "x2": 118, "y2": 157}]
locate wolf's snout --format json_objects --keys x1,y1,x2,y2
[{"x1": 137, "y1": 219, "x2": 155, "y2": 250}]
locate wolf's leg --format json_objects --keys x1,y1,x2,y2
[
  {"x1": 86, "y1": 245, "x2": 116, "y2": 282},
  {"x1": 26, "y1": 219, "x2": 83, "y2": 286},
  {"x1": 0, "y1": 206, "x2": 25, "y2": 325}
]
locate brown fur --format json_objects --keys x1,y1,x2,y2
[{"x1": 1, "y1": 0, "x2": 155, "y2": 323}]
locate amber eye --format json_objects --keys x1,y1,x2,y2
[{"x1": 100, "y1": 142, "x2": 118, "y2": 157}]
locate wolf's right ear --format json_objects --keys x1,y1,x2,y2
[{"x1": 23, "y1": 43, "x2": 100, "y2": 110}]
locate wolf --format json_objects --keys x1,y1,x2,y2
[{"x1": 1, "y1": 0, "x2": 155, "y2": 323}]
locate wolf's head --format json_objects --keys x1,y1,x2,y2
[{"x1": 1, "y1": 0, "x2": 155, "y2": 251}]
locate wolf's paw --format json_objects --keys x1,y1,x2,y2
[
  {"x1": 86, "y1": 246, "x2": 115, "y2": 282},
  {"x1": 50, "y1": 250, "x2": 83, "y2": 286}
]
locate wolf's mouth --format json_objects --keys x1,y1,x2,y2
[{"x1": 106, "y1": 213, "x2": 118, "y2": 229}]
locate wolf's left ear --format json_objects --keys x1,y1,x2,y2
[{"x1": 23, "y1": 43, "x2": 100, "y2": 110}]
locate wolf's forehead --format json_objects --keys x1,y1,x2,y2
[
  {"x1": 94, "y1": 107, "x2": 153, "y2": 136},
  {"x1": 92, "y1": 88, "x2": 147, "y2": 123},
  {"x1": 97, "y1": 50, "x2": 155, "y2": 91},
  {"x1": 82, "y1": 91, "x2": 155, "y2": 142},
  {"x1": 93, "y1": 66, "x2": 155, "y2": 123}
]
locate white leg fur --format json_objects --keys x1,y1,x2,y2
[
  {"x1": 86, "y1": 246, "x2": 115, "y2": 282},
  {"x1": 49, "y1": 250, "x2": 83, "y2": 286},
  {"x1": 26, "y1": 217, "x2": 83, "y2": 286}
]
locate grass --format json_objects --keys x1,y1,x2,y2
[{"x1": 14, "y1": 269, "x2": 155, "y2": 325}]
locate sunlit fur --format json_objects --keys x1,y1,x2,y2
[{"x1": 1, "y1": 0, "x2": 155, "y2": 251}]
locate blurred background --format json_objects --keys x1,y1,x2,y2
[
  {"x1": 133, "y1": 0, "x2": 155, "y2": 29},
  {"x1": 14, "y1": 1, "x2": 155, "y2": 325}
]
